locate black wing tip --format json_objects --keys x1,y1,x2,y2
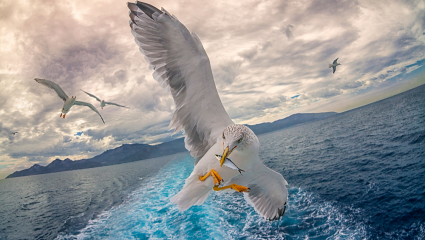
[
  {"x1": 127, "y1": 1, "x2": 161, "y2": 20},
  {"x1": 266, "y1": 203, "x2": 287, "y2": 221}
]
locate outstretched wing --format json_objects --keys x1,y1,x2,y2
[
  {"x1": 333, "y1": 58, "x2": 339, "y2": 64},
  {"x1": 80, "y1": 90, "x2": 101, "y2": 102},
  {"x1": 128, "y1": 2, "x2": 234, "y2": 164},
  {"x1": 104, "y1": 101, "x2": 129, "y2": 108},
  {"x1": 74, "y1": 101, "x2": 105, "y2": 124},
  {"x1": 226, "y1": 161, "x2": 288, "y2": 221},
  {"x1": 34, "y1": 78, "x2": 68, "y2": 102},
  {"x1": 333, "y1": 66, "x2": 337, "y2": 73}
]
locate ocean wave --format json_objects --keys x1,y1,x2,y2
[{"x1": 57, "y1": 157, "x2": 367, "y2": 240}]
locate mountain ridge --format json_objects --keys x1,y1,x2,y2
[{"x1": 6, "y1": 112, "x2": 337, "y2": 178}]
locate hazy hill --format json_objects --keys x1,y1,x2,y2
[{"x1": 6, "y1": 112, "x2": 337, "y2": 178}]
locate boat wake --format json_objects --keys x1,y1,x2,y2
[{"x1": 57, "y1": 156, "x2": 368, "y2": 239}]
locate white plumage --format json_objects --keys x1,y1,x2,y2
[
  {"x1": 80, "y1": 90, "x2": 129, "y2": 109},
  {"x1": 127, "y1": 1, "x2": 288, "y2": 220},
  {"x1": 34, "y1": 78, "x2": 105, "y2": 124}
]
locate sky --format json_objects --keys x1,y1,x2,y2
[{"x1": 0, "y1": 0, "x2": 424, "y2": 179}]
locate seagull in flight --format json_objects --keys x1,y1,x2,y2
[
  {"x1": 329, "y1": 58, "x2": 341, "y2": 74},
  {"x1": 80, "y1": 90, "x2": 129, "y2": 109},
  {"x1": 12, "y1": 132, "x2": 18, "y2": 135},
  {"x1": 34, "y1": 78, "x2": 105, "y2": 124},
  {"x1": 127, "y1": 1, "x2": 288, "y2": 221}
]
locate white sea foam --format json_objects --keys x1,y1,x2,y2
[{"x1": 57, "y1": 156, "x2": 367, "y2": 239}]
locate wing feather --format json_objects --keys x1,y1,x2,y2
[
  {"x1": 104, "y1": 101, "x2": 129, "y2": 108},
  {"x1": 227, "y1": 161, "x2": 288, "y2": 221},
  {"x1": 74, "y1": 101, "x2": 105, "y2": 124},
  {"x1": 34, "y1": 78, "x2": 68, "y2": 101},
  {"x1": 128, "y1": 1, "x2": 233, "y2": 164},
  {"x1": 80, "y1": 90, "x2": 101, "y2": 102},
  {"x1": 333, "y1": 58, "x2": 338, "y2": 64}
]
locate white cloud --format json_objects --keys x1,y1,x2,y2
[{"x1": 0, "y1": 0, "x2": 424, "y2": 177}]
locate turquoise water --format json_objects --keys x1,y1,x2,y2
[{"x1": 58, "y1": 156, "x2": 366, "y2": 239}]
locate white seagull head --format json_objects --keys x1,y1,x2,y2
[{"x1": 220, "y1": 124, "x2": 259, "y2": 166}]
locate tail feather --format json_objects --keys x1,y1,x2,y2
[{"x1": 170, "y1": 175, "x2": 212, "y2": 211}]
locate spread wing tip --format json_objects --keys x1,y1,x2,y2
[
  {"x1": 266, "y1": 203, "x2": 287, "y2": 221},
  {"x1": 127, "y1": 1, "x2": 162, "y2": 20}
]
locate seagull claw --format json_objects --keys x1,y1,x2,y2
[
  {"x1": 199, "y1": 169, "x2": 223, "y2": 186},
  {"x1": 213, "y1": 184, "x2": 250, "y2": 193}
]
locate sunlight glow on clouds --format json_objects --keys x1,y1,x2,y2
[{"x1": 0, "y1": 0, "x2": 424, "y2": 178}]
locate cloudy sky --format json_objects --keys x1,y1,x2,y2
[{"x1": 0, "y1": 0, "x2": 424, "y2": 179}]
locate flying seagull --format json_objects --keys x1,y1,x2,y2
[
  {"x1": 80, "y1": 90, "x2": 129, "y2": 109},
  {"x1": 329, "y1": 58, "x2": 341, "y2": 74},
  {"x1": 34, "y1": 78, "x2": 105, "y2": 124},
  {"x1": 12, "y1": 132, "x2": 18, "y2": 135},
  {"x1": 127, "y1": 2, "x2": 288, "y2": 221}
]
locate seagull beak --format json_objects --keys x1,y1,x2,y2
[{"x1": 220, "y1": 146, "x2": 231, "y2": 167}]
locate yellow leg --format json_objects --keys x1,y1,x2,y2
[
  {"x1": 213, "y1": 184, "x2": 250, "y2": 193},
  {"x1": 199, "y1": 169, "x2": 223, "y2": 186}
]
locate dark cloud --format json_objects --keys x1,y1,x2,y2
[
  {"x1": 306, "y1": 0, "x2": 360, "y2": 19},
  {"x1": 276, "y1": 82, "x2": 301, "y2": 86},
  {"x1": 341, "y1": 81, "x2": 363, "y2": 89},
  {"x1": 213, "y1": 60, "x2": 243, "y2": 85},
  {"x1": 238, "y1": 47, "x2": 258, "y2": 61},
  {"x1": 261, "y1": 41, "x2": 273, "y2": 52},
  {"x1": 220, "y1": 90, "x2": 264, "y2": 95},
  {"x1": 104, "y1": 69, "x2": 129, "y2": 86},
  {"x1": 228, "y1": 94, "x2": 287, "y2": 120},
  {"x1": 310, "y1": 88, "x2": 342, "y2": 98}
]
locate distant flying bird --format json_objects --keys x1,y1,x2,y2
[
  {"x1": 80, "y1": 90, "x2": 129, "y2": 109},
  {"x1": 34, "y1": 78, "x2": 105, "y2": 124},
  {"x1": 128, "y1": 2, "x2": 288, "y2": 221},
  {"x1": 12, "y1": 132, "x2": 18, "y2": 135},
  {"x1": 329, "y1": 58, "x2": 341, "y2": 74}
]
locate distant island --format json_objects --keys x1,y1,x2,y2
[{"x1": 6, "y1": 112, "x2": 337, "y2": 178}]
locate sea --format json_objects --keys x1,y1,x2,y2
[{"x1": 1, "y1": 84, "x2": 424, "y2": 240}]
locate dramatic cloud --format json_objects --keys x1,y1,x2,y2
[{"x1": 0, "y1": 0, "x2": 424, "y2": 178}]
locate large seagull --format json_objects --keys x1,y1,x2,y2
[
  {"x1": 127, "y1": 2, "x2": 288, "y2": 220},
  {"x1": 34, "y1": 78, "x2": 105, "y2": 124}
]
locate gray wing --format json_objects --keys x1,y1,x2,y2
[
  {"x1": 34, "y1": 78, "x2": 68, "y2": 101},
  {"x1": 333, "y1": 58, "x2": 339, "y2": 64},
  {"x1": 74, "y1": 101, "x2": 105, "y2": 124},
  {"x1": 80, "y1": 90, "x2": 102, "y2": 102},
  {"x1": 104, "y1": 101, "x2": 129, "y2": 108},
  {"x1": 128, "y1": 2, "x2": 234, "y2": 164},
  {"x1": 226, "y1": 161, "x2": 289, "y2": 221},
  {"x1": 333, "y1": 66, "x2": 337, "y2": 73}
]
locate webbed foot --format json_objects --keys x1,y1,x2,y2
[
  {"x1": 199, "y1": 169, "x2": 223, "y2": 186},
  {"x1": 213, "y1": 184, "x2": 250, "y2": 193}
]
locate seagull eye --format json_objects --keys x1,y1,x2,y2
[{"x1": 238, "y1": 138, "x2": 243, "y2": 143}]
